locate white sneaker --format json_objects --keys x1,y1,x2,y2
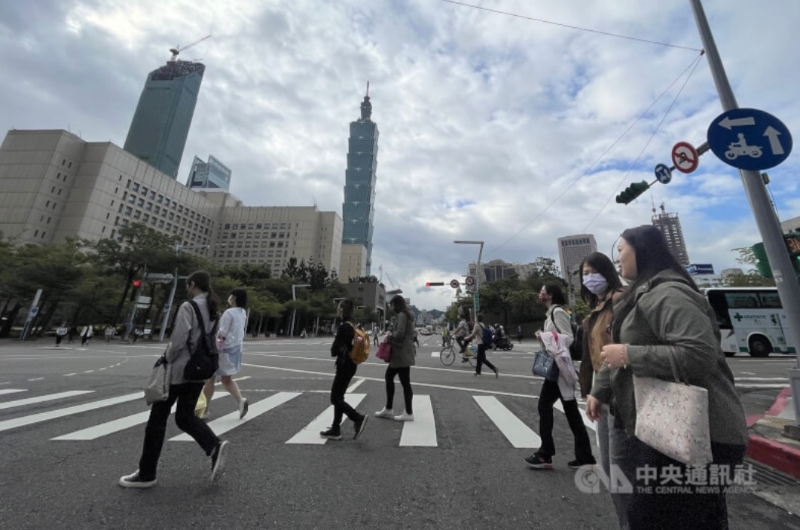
[
  {"x1": 393, "y1": 412, "x2": 414, "y2": 422},
  {"x1": 374, "y1": 408, "x2": 394, "y2": 419}
]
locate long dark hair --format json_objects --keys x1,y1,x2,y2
[
  {"x1": 612, "y1": 225, "x2": 698, "y2": 340},
  {"x1": 231, "y1": 288, "x2": 248, "y2": 308},
  {"x1": 543, "y1": 283, "x2": 567, "y2": 306},
  {"x1": 338, "y1": 299, "x2": 354, "y2": 321},
  {"x1": 187, "y1": 270, "x2": 220, "y2": 320},
  {"x1": 390, "y1": 294, "x2": 414, "y2": 320},
  {"x1": 579, "y1": 252, "x2": 624, "y2": 309}
]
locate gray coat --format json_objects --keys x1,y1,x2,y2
[
  {"x1": 590, "y1": 269, "x2": 748, "y2": 446},
  {"x1": 165, "y1": 293, "x2": 217, "y2": 385},
  {"x1": 389, "y1": 312, "x2": 416, "y2": 368}
]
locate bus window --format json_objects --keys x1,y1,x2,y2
[
  {"x1": 725, "y1": 292, "x2": 759, "y2": 309},
  {"x1": 707, "y1": 291, "x2": 732, "y2": 328},
  {"x1": 759, "y1": 293, "x2": 782, "y2": 308}
]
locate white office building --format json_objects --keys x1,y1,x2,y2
[{"x1": 557, "y1": 234, "x2": 598, "y2": 293}]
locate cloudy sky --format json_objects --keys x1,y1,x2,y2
[{"x1": 1, "y1": 0, "x2": 798, "y2": 310}]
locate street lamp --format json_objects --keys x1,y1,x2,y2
[
  {"x1": 158, "y1": 243, "x2": 208, "y2": 342},
  {"x1": 289, "y1": 284, "x2": 311, "y2": 337},
  {"x1": 454, "y1": 240, "x2": 484, "y2": 321}
]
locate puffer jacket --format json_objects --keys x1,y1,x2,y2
[
  {"x1": 590, "y1": 270, "x2": 748, "y2": 446},
  {"x1": 389, "y1": 312, "x2": 416, "y2": 368}
]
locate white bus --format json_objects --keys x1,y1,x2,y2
[{"x1": 705, "y1": 287, "x2": 795, "y2": 357}]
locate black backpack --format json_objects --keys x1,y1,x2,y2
[
  {"x1": 551, "y1": 305, "x2": 582, "y2": 361},
  {"x1": 183, "y1": 301, "x2": 220, "y2": 381}
]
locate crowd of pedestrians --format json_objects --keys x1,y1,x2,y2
[{"x1": 108, "y1": 223, "x2": 749, "y2": 529}]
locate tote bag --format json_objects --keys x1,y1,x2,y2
[
  {"x1": 633, "y1": 348, "x2": 713, "y2": 466},
  {"x1": 144, "y1": 355, "x2": 171, "y2": 405},
  {"x1": 532, "y1": 350, "x2": 559, "y2": 382}
]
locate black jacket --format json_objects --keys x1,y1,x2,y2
[{"x1": 331, "y1": 321, "x2": 355, "y2": 366}]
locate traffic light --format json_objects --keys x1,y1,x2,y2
[
  {"x1": 130, "y1": 279, "x2": 142, "y2": 301},
  {"x1": 425, "y1": 282, "x2": 444, "y2": 287},
  {"x1": 751, "y1": 243, "x2": 772, "y2": 278},
  {"x1": 615, "y1": 181, "x2": 650, "y2": 205},
  {"x1": 785, "y1": 233, "x2": 800, "y2": 277}
]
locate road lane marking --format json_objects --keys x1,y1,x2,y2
[
  {"x1": 242, "y1": 363, "x2": 538, "y2": 399},
  {"x1": 64, "y1": 373, "x2": 77, "y2": 377},
  {"x1": 0, "y1": 390, "x2": 94, "y2": 411},
  {"x1": 554, "y1": 400, "x2": 596, "y2": 432},
  {"x1": 473, "y1": 396, "x2": 540, "y2": 449},
  {"x1": 0, "y1": 392, "x2": 142, "y2": 433},
  {"x1": 736, "y1": 384, "x2": 788, "y2": 389},
  {"x1": 346, "y1": 378, "x2": 365, "y2": 393},
  {"x1": 27, "y1": 377, "x2": 45, "y2": 381},
  {"x1": 399, "y1": 395, "x2": 436, "y2": 447},
  {"x1": 171, "y1": 392, "x2": 302, "y2": 441},
  {"x1": 0, "y1": 389, "x2": 27, "y2": 396},
  {"x1": 286, "y1": 394, "x2": 367, "y2": 444},
  {"x1": 53, "y1": 393, "x2": 225, "y2": 441}
]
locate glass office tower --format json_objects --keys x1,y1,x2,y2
[
  {"x1": 124, "y1": 60, "x2": 205, "y2": 179},
  {"x1": 186, "y1": 155, "x2": 231, "y2": 191},
  {"x1": 342, "y1": 90, "x2": 378, "y2": 275}
]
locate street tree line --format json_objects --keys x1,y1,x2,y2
[{"x1": 0, "y1": 224, "x2": 347, "y2": 339}]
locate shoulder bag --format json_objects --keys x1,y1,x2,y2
[{"x1": 633, "y1": 347, "x2": 713, "y2": 466}]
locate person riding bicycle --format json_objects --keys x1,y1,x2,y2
[{"x1": 453, "y1": 316, "x2": 472, "y2": 357}]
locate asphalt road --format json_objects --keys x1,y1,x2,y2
[{"x1": 1, "y1": 335, "x2": 799, "y2": 530}]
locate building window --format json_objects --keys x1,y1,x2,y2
[
  {"x1": 34, "y1": 230, "x2": 39, "y2": 237},
  {"x1": 158, "y1": 220, "x2": 164, "y2": 228},
  {"x1": 125, "y1": 207, "x2": 133, "y2": 217},
  {"x1": 52, "y1": 203, "x2": 57, "y2": 209},
  {"x1": 256, "y1": 224, "x2": 262, "y2": 229},
  {"x1": 101, "y1": 226, "x2": 106, "y2": 233},
  {"x1": 105, "y1": 213, "x2": 110, "y2": 220},
  {"x1": 128, "y1": 195, "x2": 135, "y2": 204},
  {"x1": 62, "y1": 159, "x2": 66, "y2": 166},
  {"x1": 41, "y1": 232, "x2": 46, "y2": 239},
  {"x1": 143, "y1": 214, "x2": 150, "y2": 222},
  {"x1": 141, "y1": 186, "x2": 148, "y2": 196},
  {"x1": 133, "y1": 210, "x2": 141, "y2": 219},
  {"x1": 46, "y1": 200, "x2": 50, "y2": 207},
  {"x1": 146, "y1": 202, "x2": 152, "y2": 211},
  {"x1": 132, "y1": 182, "x2": 140, "y2": 192},
  {"x1": 51, "y1": 186, "x2": 56, "y2": 193},
  {"x1": 127, "y1": 179, "x2": 132, "y2": 189},
  {"x1": 68, "y1": 162, "x2": 72, "y2": 168},
  {"x1": 56, "y1": 173, "x2": 61, "y2": 180},
  {"x1": 169, "y1": 213, "x2": 174, "y2": 221},
  {"x1": 164, "y1": 198, "x2": 170, "y2": 207},
  {"x1": 149, "y1": 190, "x2": 155, "y2": 200},
  {"x1": 153, "y1": 206, "x2": 160, "y2": 215},
  {"x1": 137, "y1": 198, "x2": 144, "y2": 207},
  {"x1": 157, "y1": 194, "x2": 163, "y2": 203},
  {"x1": 224, "y1": 224, "x2": 230, "y2": 230},
  {"x1": 178, "y1": 205, "x2": 183, "y2": 213}
]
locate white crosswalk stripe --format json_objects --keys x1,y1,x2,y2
[
  {"x1": 0, "y1": 391, "x2": 94, "y2": 411},
  {"x1": 171, "y1": 392, "x2": 301, "y2": 441},
  {"x1": 0, "y1": 392, "x2": 141, "y2": 433},
  {"x1": 285, "y1": 394, "x2": 367, "y2": 444},
  {"x1": 474, "y1": 396, "x2": 540, "y2": 448},
  {"x1": 0, "y1": 389, "x2": 27, "y2": 396},
  {"x1": 399, "y1": 395, "x2": 436, "y2": 447}
]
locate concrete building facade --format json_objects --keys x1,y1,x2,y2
[
  {"x1": 652, "y1": 204, "x2": 690, "y2": 266},
  {"x1": 557, "y1": 234, "x2": 598, "y2": 292},
  {"x1": 339, "y1": 243, "x2": 368, "y2": 281},
  {"x1": 0, "y1": 130, "x2": 342, "y2": 274}
]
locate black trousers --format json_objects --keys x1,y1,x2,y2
[
  {"x1": 55, "y1": 335, "x2": 63, "y2": 346},
  {"x1": 385, "y1": 366, "x2": 413, "y2": 414},
  {"x1": 138, "y1": 382, "x2": 219, "y2": 479},
  {"x1": 330, "y1": 360, "x2": 360, "y2": 429},
  {"x1": 475, "y1": 344, "x2": 496, "y2": 375},
  {"x1": 537, "y1": 379, "x2": 593, "y2": 461},
  {"x1": 611, "y1": 427, "x2": 745, "y2": 530},
  {"x1": 456, "y1": 336, "x2": 470, "y2": 353}
]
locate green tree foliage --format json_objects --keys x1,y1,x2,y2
[{"x1": 724, "y1": 247, "x2": 776, "y2": 287}]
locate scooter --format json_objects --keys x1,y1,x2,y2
[{"x1": 492, "y1": 335, "x2": 514, "y2": 351}]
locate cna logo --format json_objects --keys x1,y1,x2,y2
[{"x1": 574, "y1": 465, "x2": 633, "y2": 494}]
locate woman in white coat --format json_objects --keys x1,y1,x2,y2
[
  {"x1": 202, "y1": 288, "x2": 249, "y2": 419},
  {"x1": 525, "y1": 283, "x2": 595, "y2": 470}
]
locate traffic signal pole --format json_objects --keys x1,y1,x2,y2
[{"x1": 690, "y1": 0, "x2": 800, "y2": 422}]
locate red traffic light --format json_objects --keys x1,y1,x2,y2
[
  {"x1": 425, "y1": 282, "x2": 444, "y2": 287},
  {"x1": 133, "y1": 280, "x2": 142, "y2": 288}
]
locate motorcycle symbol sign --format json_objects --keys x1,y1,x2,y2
[
  {"x1": 724, "y1": 133, "x2": 762, "y2": 161},
  {"x1": 707, "y1": 108, "x2": 792, "y2": 171}
]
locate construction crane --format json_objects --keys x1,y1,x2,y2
[
  {"x1": 382, "y1": 268, "x2": 403, "y2": 297},
  {"x1": 169, "y1": 34, "x2": 212, "y2": 62}
]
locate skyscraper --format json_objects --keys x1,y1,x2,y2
[
  {"x1": 124, "y1": 59, "x2": 205, "y2": 179},
  {"x1": 342, "y1": 85, "x2": 378, "y2": 275},
  {"x1": 652, "y1": 203, "x2": 690, "y2": 266},
  {"x1": 186, "y1": 155, "x2": 231, "y2": 191},
  {"x1": 557, "y1": 234, "x2": 598, "y2": 294}
]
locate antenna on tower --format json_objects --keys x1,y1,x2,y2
[
  {"x1": 366, "y1": 80, "x2": 370, "y2": 97},
  {"x1": 169, "y1": 34, "x2": 212, "y2": 62},
  {"x1": 651, "y1": 194, "x2": 656, "y2": 215},
  {"x1": 660, "y1": 202, "x2": 666, "y2": 214}
]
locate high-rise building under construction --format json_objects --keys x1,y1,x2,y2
[{"x1": 652, "y1": 203, "x2": 690, "y2": 266}]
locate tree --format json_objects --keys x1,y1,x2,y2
[{"x1": 726, "y1": 247, "x2": 776, "y2": 287}]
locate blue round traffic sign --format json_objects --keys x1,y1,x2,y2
[
  {"x1": 654, "y1": 163, "x2": 672, "y2": 184},
  {"x1": 707, "y1": 108, "x2": 792, "y2": 171}
]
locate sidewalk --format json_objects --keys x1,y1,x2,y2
[{"x1": 748, "y1": 387, "x2": 800, "y2": 479}]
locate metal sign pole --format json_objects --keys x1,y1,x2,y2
[{"x1": 690, "y1": 0, "x2": 800, "y2": 421}]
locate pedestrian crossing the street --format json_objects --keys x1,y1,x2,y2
[{"x1": 1, "y1": 387, "x2": 568, "y2": 449}]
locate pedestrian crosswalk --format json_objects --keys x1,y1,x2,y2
[{"x1": 0, "y1": 387, "x2": 590, "y2": 449}]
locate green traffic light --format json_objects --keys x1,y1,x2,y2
[{"x1": 615, "y1": 180, "x2": 651, "y2": 205}]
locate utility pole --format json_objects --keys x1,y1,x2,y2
[{"x1": 690, "y1": 0, "x2": 800, "y2": 421}]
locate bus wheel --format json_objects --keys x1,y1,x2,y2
[{"x1": 749, "y1": 336, "x2": 773, "y2": 358}]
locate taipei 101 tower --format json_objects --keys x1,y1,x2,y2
[{"x1": 342, "y1": 84, "x2": 379, "y2": 275}]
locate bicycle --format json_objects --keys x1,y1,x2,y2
[{"x1": 440, "y1": 341, "x2": 476, "y2": 367}]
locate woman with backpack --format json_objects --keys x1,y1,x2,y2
[
  {"x1": 525, "y1": 283, "x2": 595, "y2": 470},
  {"x1": 320, "y1": 299, "x2": 369, "y2": 440},
  {"x1": 462, "y1": 314, "x2": 498, "y2": 377},
  {"x1": 375, "y1": 295, "x2": 417, "y2": 421},
  {"x1": 119, "y1": 270, "x2": 229, "y2": 488}
]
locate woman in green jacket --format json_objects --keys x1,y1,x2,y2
[{"x1": 586, "y1": 226, "x2": 747, "y2": 530}]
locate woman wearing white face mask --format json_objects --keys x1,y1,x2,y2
[{"x1": 576, "y1": 252, "x2": 626, "y2": 522}]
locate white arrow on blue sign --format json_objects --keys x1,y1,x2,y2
[
  {"x1": 707, "y1": 108, "x2": 793, "y2": 171},
  {"x1": 654, "y1": 164, "x2": 672, "y2": 184}
]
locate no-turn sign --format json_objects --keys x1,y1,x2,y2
[
  {"x1": 450, "y1": 279, "x2": 459, "y2": 289},
  {"x1": 671, "y1": 142, "x2": 699, "y2": 174}
]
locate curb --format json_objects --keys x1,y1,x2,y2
[{"x1": 747, "y1": 387, "x2": 800, "y2": 480}]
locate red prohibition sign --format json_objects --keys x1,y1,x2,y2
[{"x1": 671, "y1": 141, "x2": 699, "y2": 174}]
